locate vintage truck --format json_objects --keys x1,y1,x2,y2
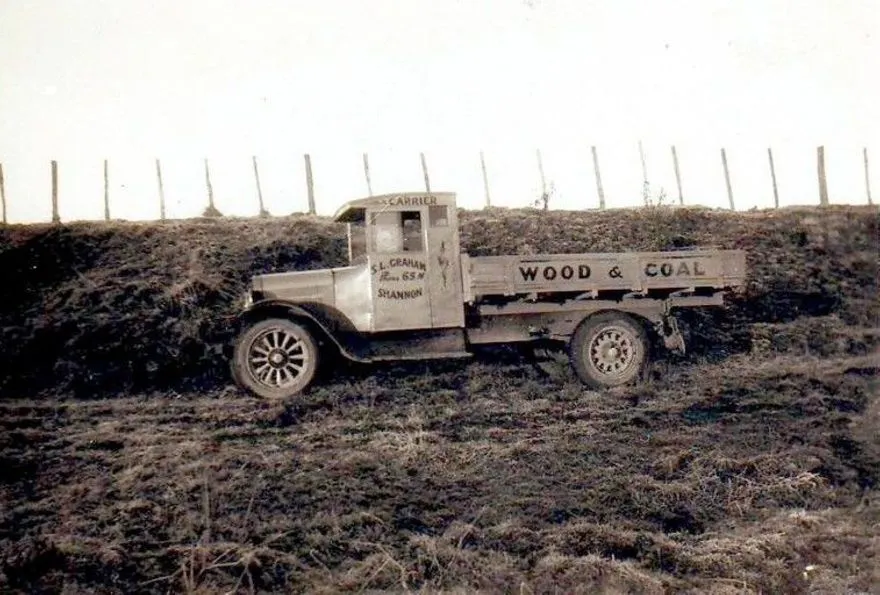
[{"x1": 230, "y1": 192, "x2": 746, "y2": 399}]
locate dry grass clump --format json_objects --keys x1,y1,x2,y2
[{"x1": 750, "y1": 314, "x2": 880, "y2": 357}]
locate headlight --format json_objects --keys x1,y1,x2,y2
[{"x1": 243, "y1": 292, "x2": 253, "y2": 309}]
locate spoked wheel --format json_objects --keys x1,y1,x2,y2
[
  {"x1": 232, "y1": 318, "x2": 320, "y2": 399},
  {"x1": 569, "y1": 312, "x2": 649, "y2": 389}
]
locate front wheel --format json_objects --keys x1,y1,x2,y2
[
  {"x1": 569, "y1": 312, "x2": 649, "y2": 389},
  {"x1": 231, "y1": 318, "x2": 320, "y2": 399}
]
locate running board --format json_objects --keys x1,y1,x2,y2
[
  {"x1": 370, "y1": 351, "x2": 473, "y2": 362},
  {"x1": 343, "y1": 328, "x2": 470, "y2": 362}
]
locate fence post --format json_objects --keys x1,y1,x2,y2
[
  {"x1": 203, "y1": 158, "x2": 220, "y2": 216},
  {"x1": 767, "y1": 148, "x2": 780, "y2": 209},
  {"x1": 479, "y1": 150, "x2": 491, "y2": 207},
  {"x1": 638, "y1": 140, "x2": 648, "y2": 204},
  {"x1": 51, "y1": 160, "x2": 60, "y2": 223},
  {"x1": 304, "y1": 153, "x2": 315, "y2": 214},
  {"x1": 155, "y1": 158, "x2": 166, "y2": 221},
  {"x1": 362, "y1": 153, "x2": 373, "y2": 195},
  {"x1": 865, "y1": 147, "x2": 873, "y2": 206},
  {"x1": 420, "y1": 152, "x2": 431, "y2": 192},
  {"x1": 536, "y1": 148, "x2": 548, "y2": 210},
  {"x1": 719, "y1": 148, "x2": 735, "y2": 210},
  {"x1": 252, "y1": 156, "x2": 268, "y2": 217},
  {"x1": 817, "y1": 146, "x2": 829, "y2": 206},
  {"x1": 720, "y1": 148, "x2": 734, "y2": 210},
  {"x1": 103, "y1": 159, "x2": 110, "y2": 221},
  {"x1": 591, "y1": 146, "x2": 605, "y2": 210},
  {"x1": 0, "y1": 162, "x2": 6, "y2": 224},
  {"x1": 671, "y1": 145, "x2": 684, "y2": 205}
]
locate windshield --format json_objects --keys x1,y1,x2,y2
[{"x1": 348, "y1": 221, "x2": 368, "y2": 265}]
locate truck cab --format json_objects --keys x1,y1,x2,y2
[
  {"x1": 231, "y1": 191, "x2": 746, "y2": 400},
  {"x1": 334, "y1": 192, "x2": 464, "y2": 331}
]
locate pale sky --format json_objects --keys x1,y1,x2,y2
[{"x1": 1, "y1": 0, "x2": 878, "y2": 222}]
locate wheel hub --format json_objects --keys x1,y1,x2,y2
[
  {"x1": 247, "y1": 328, "x2": 311, "y2": 388},
  {"x1": 589, "y1": 328, "x2": 635, "y2": 375}
]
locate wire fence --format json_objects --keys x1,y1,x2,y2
[{"x1": 0, "y1": 144, "x2": 874, "y2": 225}]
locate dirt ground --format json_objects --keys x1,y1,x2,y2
[{"x1": 1, "y1": 204, "x2": 878, "y2": 593}]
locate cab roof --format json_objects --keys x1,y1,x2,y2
[{"x1": 333, "y1": 192, "x2": 457, "y2": 222}]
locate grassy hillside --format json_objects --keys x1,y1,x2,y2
[{"x1": 0, "y1": 205, "x2": 876, "y2": 397}]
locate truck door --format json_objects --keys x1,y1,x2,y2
[
  {"x1": 369, "y1": 210, "x2": 432, "y2": 331},
  {"x1": 425, "y1": 204, "x2": 465, "y2": 328}
]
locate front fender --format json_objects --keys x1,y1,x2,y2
[{"x1": 236, "y1": 299, "x2": 369, "y2": 362}]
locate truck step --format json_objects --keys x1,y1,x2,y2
[{"x1": 370, "y1": 351, "x2": 473, "y2": 362}]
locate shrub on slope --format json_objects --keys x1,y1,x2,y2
[{"x1": 0, "y1": 205, "x2": 875, "y2": 397}]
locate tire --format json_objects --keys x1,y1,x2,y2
[
  {"x1": 569, "y1": 312, "x2": 649, "y2": 389},
  {"x1": 231, "y1": 318, "x2": 320, "y2": 399}
]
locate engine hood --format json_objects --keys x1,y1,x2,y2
[
  {"x1": 250, "y1": 264, "x2": 373, "y2": 332},
  {"x1": 253, "y1": 268, "x2": 336, "y2": 304}
]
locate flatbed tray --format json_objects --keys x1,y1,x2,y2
[{"x1": 462, "y1": 249, "x2": 746, "y2": 299}]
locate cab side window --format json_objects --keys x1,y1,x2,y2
[
  {"x1": 429, "y1": 205, "x2": 449, "y2": 227},
  {"x1": 401, "y1": 211, "x2": 424, "y2": 252},
  {"x1": 370, "y1": 210, "x2": 424, "y2": 253},
  {"x1": 348, "y1": 221, "x2": 368, "y2": 264},
  {"x1": 371, "y1": 211, "x2": 402, "y2": 252}
]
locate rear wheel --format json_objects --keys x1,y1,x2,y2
[
  {"x1": 232, "y1": 318, "x2": 320, "y2": 399},
  {"x1": 569, "y1": 312, "x2": 649, "y2": 389}
]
